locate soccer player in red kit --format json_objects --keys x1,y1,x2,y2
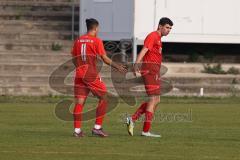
[
  {"x1": 72, "y1": 18, "x2": 127, "y2": 138},
  {"x1": 127, "y1": 17, "x2": 173, "y2": 137}
]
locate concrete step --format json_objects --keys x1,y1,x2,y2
[
  {"x1": 165, "y1": 54, "x2": 240, "y2": 63},
  {"x1": 166, "y1": 74, "x2": 240, "y2": 85},
  {"x1": 166, "y1": 91, "x2": 239, "y2": 97},
  {"x1": 0, "y1": 63, "x2": 70, "y2": 75},
  {"x1": 0, "y1": 30, "x2": 78, "y2": 41},
  {"x1": 0, "y1": 39, "x2": 72, "y2": 51},
  {"x1": 1, "y1": 73, "x2": 239, "y2": 85},
  {"x1": 0, "y1": 1, "x2": 79, "y2": 7},
  {"x1": 1, "y1": 60, "x2": 239, "y2": 74},
  {"x1": 4, "y1": 0, "x2": 77, "y2": 3},
  {"x1": 0, "y1": 1, "x2": 79, "y2": 13},
  {"x1": 0, "y1": 84, "x2": 134, "y2": 96},
  {"x1": 0, "y1": 53, "x2": 71, "y2": 63},
  {"x1": 173, "y1": 84, "x2": 240, "y2": 92},
  {"x1": 0, "y1": 63, "x2": 111, "y2": 75},
  {"x1": 0, "y1": 50, "x2": 70, "y2": 55},
  {"x1": 0, "y1": 20, "x2": 79, "y2": 32},
  {"x1": 0, "y1": 74, "x2": 129, "y2": 85},
  {"x1": 1, "y1": 83, "x2": 239, "y2": 97},
  {"x1": 164, "y1": 63, "x2": 240, "y2": 74},
  {"x1": 0, "y1": 75, "x2": 52, "y2": 84},
  {"x1": 0, "y1": 84, "x2": 54, "y2": 96},
  {"x1": 1, "y1": 61, "x2": 239, "y2": 78},
  {"x1": 0, "y1": 10, "x2": 79, "y2": 21},
  {"x1": 169, "y1": 84, "x2": 240, "y2": 97}
]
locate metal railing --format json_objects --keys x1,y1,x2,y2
[{"x1": 71, "y1": 0, "x2": 76, "y2": 41}]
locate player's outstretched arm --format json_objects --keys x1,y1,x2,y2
[
  {"x1": 133, "y1": 47, "x2": 148, "y2": 76},
  {"x1": 100, "y1": 54, "x2": 127, "y2": 73}
]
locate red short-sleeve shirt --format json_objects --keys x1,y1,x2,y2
[
  {"x1": 71, "y1": 34, "x2": 106, "y2": 78},
  {"x1": 142, "y1": 31, "x2": 162, "y2": 74}
]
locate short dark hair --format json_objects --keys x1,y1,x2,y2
[
  {"x1": 86, "y1": 18, "x2": 99, "y2": 31},
  {"x1": 159, "y1": 17, "x2": 173, "y2": 26}
]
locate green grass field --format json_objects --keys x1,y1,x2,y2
[{"x1": 0, "y1": 97, "x2": 240, "y2": 160}]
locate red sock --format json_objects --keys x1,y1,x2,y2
[
  {"x1": 143, "y1": 111, "x2": 154, "y2": 133},
  {"x1": 74, "y1": 104, "x2": 83, "y2": 128},
  {"x1": 95, "y1": 99, "x2": 108, "y2": 126},
  {"x1": 131, "y1": 102, "x2": 148, "y2": 122}
]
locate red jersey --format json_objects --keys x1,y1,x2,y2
[
  {"x1": 71, "y1": 34, "x2": 106, "y2": 79},
  {"x1": 142, "y1": 31, "x2": 162, "y2": 74}
]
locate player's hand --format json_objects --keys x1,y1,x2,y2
[
  {"x1": 133, "y1": 63, "x2": 140, "y2": 77},
  {"x1": 117, "y1": 63, "x2": 128, "y2": 74}
]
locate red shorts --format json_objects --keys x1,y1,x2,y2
[
  {"x1": 142, "y1": 73, "x2": 161, "y2": 96},
  {"x1": 74, "y1": 76, "x2": 107, "y2": 98}
]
